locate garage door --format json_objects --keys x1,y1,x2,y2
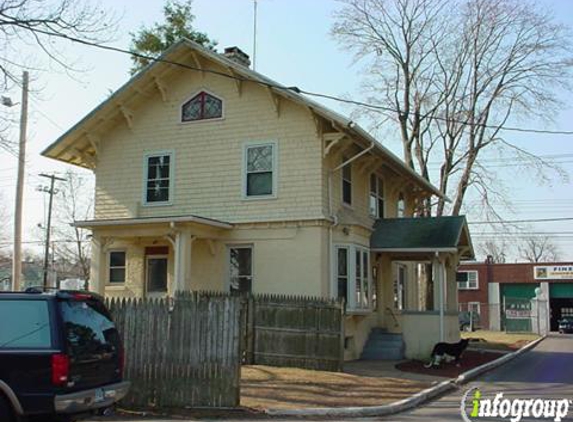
[
  {"x1": 501, "y1": 284, "x2": 539, "y2": 332},
  {"x1": 549, "y1": 283, "x2": 573, "y2": 298},
  {"x1": 501, "y1": 283, "x2": 539, "y2": 299}
]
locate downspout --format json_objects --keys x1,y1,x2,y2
[{"x1": 327, "y1": 140, "x2": 375, "y2": 298}]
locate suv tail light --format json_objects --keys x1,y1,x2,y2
[{"x1": 51, "y1": 353, "x2": 69, "y2": 386}]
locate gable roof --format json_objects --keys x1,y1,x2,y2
[
  {"x1": 41, "y1": 39, "x2": 443, "y2": 198},
  {"x1": 370, "y1": 216, "x2": 474, "y2": 259}
]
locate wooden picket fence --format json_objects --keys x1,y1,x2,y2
[
  {"x1": 106, "y1": 292, "x2": 241, "y2": 408},
  {"x1": 242, "y1": 294, "x2": 345, "y2": 371}
]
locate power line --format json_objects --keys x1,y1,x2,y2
[
  {"x1": 7, "y1": 19, "x2": 573, "y2": 137},
  {"x1": 469, "y1": 217, "x2": 573, "y2": 224}
]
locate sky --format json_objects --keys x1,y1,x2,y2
[{"x1": 1, "y1": 0, "x2": 573, "y2": 262}]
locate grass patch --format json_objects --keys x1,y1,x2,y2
[
  {"x1": 241, "y1": 365, "x2": 432, "y2": 410},
  {"x1": 462, "y1": 330, "x2": 539, "y2": 351}
]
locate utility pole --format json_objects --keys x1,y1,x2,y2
[
  {"x1": 253, "y1": 0, "x2": 258, "y2": 71},
  {"x1": 12, "y1": 70, "x2": 29, "y2": 291},
  {"x1": 39, "y1": 173, "x2": 65, "y2": 289}
]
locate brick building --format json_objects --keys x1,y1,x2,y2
[{"x1": 458, "y1": 258, "x2": 573, "y2": 332}]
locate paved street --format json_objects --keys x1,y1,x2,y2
[
  {"x1": 88, "y1": 334, "x2": 573, "y2": 422},
  {"x1": 377, "y1": 334, "x2": 573, "y2": 421}
]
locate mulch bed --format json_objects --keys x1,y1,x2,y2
[{"x1": 395, "y1": 350, "x2": 505, "y2": 378}]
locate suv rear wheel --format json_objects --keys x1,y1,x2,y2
[{"x1": 0, "y1": 394, "x2": 16, "y2": 422}]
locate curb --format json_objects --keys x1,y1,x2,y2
[
  {"x1": 454, "y1": 335, "x2": 546, "y2": 385},
  {"x1": 265, "y1": 335, "x2": 546, "y2": 418}
]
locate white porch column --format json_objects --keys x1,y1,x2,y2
[
  {"x1": 432, "y1": 254, "x2": 445, "y2": 342},
  {"x1": 173, "y1": 230, "x2": 194, "y2": 293},
  {"x1": 89, "y1": 235, "x2": 105, "y2": 295}
]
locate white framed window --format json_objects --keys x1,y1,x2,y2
[
  {"x1": 228, "y1": 245, "x2": 253, "y2": 294},
  {"x1": 468, "y1": 301, "x2": 481, "y2": 316},
  {"x1": 457, "y1": 270, "x2": 479, "y2": 290},
  {"x1": 108, "y1": 251, "x2": 126, "y2": 284},
  {"x1": 397, "y1": 192, "x2": 405, "y2": 217},
  {"x1": 369, "y1": 174, "x2": 385, "y2": 218},
  {"x1": 181, "y1": 90, "x2": 223, "y2": 122},
  {"x1": 334, "y1": 244, "x2": 371, "y2": 311},
  {"x1": 243, "y1": 142, "x2": 277, "y2": 199},
  {"x1": 143, "y1": 151, "x2": 174, "y2": 205},
  {"x1": 342, "y1": 157, "x2": 352, "y2": 205}
]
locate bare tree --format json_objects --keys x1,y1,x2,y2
[
  {"x1": 518, "y1": 235, "x2": 560, "y2": 263},
  {"x1": 52, "y1": 171, "x2": 93, "y2": 283},
  {"x1": 332, "y1": 0, "x2": 572, "y2": 217},
  {"x1": 0, "y1": 0, "x2": 117, "y2": 153},
  {"x1": 479, "y1": 240, "x2": 508, "y2": 263}
]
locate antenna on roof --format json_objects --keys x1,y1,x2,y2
[{"x1": 253, "y1": 0, "x2": 258, "y2": 71}]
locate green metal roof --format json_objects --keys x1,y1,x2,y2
[{"x1": 370, "y1": 216, "x2": 474, "y2": 258}]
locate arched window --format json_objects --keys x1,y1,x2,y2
[{"x1": 181, "y1": 91, "x2": 223, "y2": 122}]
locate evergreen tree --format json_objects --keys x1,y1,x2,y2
[{"x1": 129, "y1": 0, "x2": 216, "y2": 74}]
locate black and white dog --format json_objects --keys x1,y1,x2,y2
[{"x1": 424, "y1": 338, "x2": 470, "y2": 368}]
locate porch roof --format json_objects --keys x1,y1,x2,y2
[
  {"x1": 73, "y1": 214, "x2": 233, "y2": 230},
  {"x1": 370, "y1": 216, "x2": 474, "y2": 259}
]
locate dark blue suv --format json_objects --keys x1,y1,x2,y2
[{"x1": 0, "y1": 289, "x2": 130, "y2": 422}]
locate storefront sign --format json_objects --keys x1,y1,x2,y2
[{"x1": 534, "y1": 265, "x2": 573, "y2": 280}]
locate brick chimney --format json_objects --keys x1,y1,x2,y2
[{"x1": 223, "y1": 46, "x2": 251, "y2": 68}]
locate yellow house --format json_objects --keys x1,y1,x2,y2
[{"x1": 42, "y1": 40, "x2": 473, "y2": 360}]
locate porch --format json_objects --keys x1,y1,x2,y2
[
  {"x1": 78, "y1": 215, "x2": 233, "y2": 297},
  {"x1": 366, "y1": 216, "x2": 474, "y2": 360}
]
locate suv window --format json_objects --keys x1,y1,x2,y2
[
  {"x1": 60, "y1": 299, "x2": 120, "y2": 358},
  {"x1": 0, "y1": 300, "x2": 52, "y2": 348}
]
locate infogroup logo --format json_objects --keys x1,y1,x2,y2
[{"x1": 460, "y1": 387, "x2": 571, "y2": 422}]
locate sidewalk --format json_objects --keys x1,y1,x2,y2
[{"x1": 344, "y1": 359, "x2": 449, "y2": 383}]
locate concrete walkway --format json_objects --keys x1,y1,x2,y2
[{"x1": 344, "y1": 359, "x2": 449, "y2": 384}]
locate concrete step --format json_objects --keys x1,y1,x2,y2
[
  {"x1": 361, "y1": 348, "x2": 404, "y2": 360},
  {"x1": 362, "y1": 342, "x2": 404, "y2": 351},
  {"x1": 365, "y1": 336, "x2": 404, "y2": 345},
  {"x1": 360, "y1": 328, "x2": 405, "y2": 360}
]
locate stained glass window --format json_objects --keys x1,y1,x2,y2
[{"x1": 181, "y1": 91, "x2": 223, "y2": 122}]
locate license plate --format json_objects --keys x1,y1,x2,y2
[{"x1": 94, "y1": 388, "x2": 105, "y2": 403}]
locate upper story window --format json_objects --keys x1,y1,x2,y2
[
  {"x1": 457, "y1": 270, "x2": 478, "y2": 290},
  {"x1": 244, "y1": 142, "x2": 277, "y2": 198},
  {"x1": 342, "y1": 157, "x2": 352, "y2": 205},
  {"x1": 397, "y1": 192, "x2": 405, "y2": 217},
  {"x1": 144, "y1": 152, "x2": 173, "y2": 205},
  {"x1": 181, "y1": 91, "x2": 223, "y2": 122},
  {"x1": 369, "y1": 174, "x2": 385, "y2": 218}
]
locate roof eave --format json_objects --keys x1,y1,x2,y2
[
  {"x1": 371, "y1": 247, "x2": 459, "y2": 253},
  {"x1": 73, "y1": 215, "x2": 233, "y2": 230},
  {"x1": 41, "y1": 39, "x2": 192, "y2": 161}
]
